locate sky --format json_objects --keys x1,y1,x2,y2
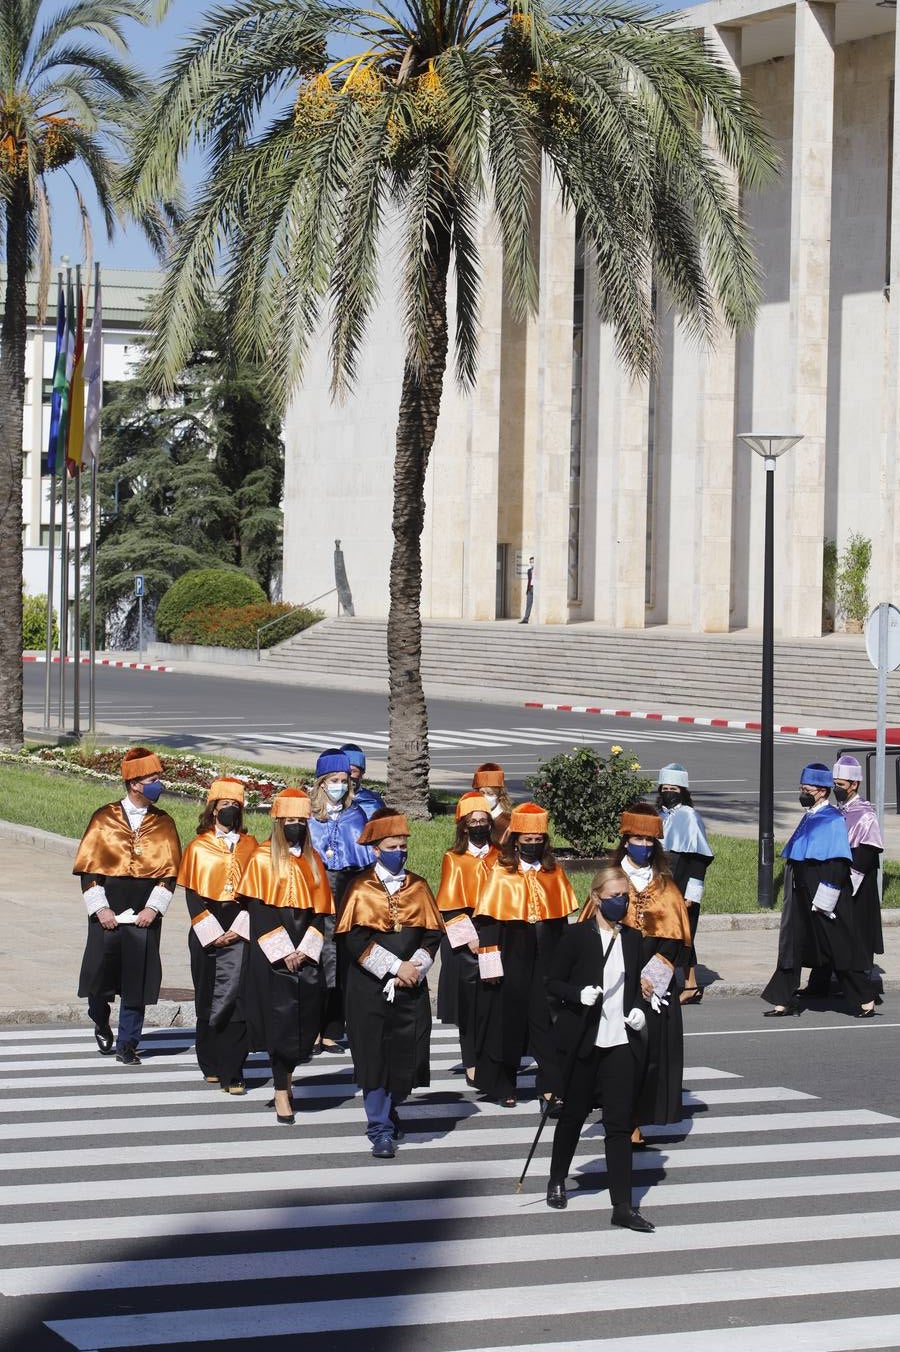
[{"x1": 47, "y1": 0, "x2": 688, "y2": 274}]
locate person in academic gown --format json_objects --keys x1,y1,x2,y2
[
  {"x1": 471, "y1": 762, "x2": 513, "y2": 847},
  {"x1": 471, "y1": 802, "x2": 578, "y2": 1107},
  {"x1": 73, "y1": 747, "x2": 182, "y2": 1066},
  {"x1": 614, "y1": 802, "x2": 692, "y2": 1135},
  {"x1": 761, "y1": 763, "x2": 877, "y2": 1019},
  {"x1": 833, "y1": 754, "x2": 884, "y2": 994},
  {"x1": 335, "y1": 809, "x2": 443, "y2": 1158},
  {"x1": 240, "y1": 788, "x2": 333, "y2": 1124},
  {"x1": 656, "y1": 763, "x2": 714, "y2": 1005},
  {"x1": 436, "y1": 792, "x2": 500, "y2": 1082},
  {"x1": 545, "y1": 863, "x2": 654, "y2": 1233},
  {"x1": 177, "y1": 777, "x2": 258, "y2": 1094},
  {"x1": 340, "y1": 743, "x2": 386, "y2": 820},
  {"x1": 308, "y1": 748, "x2": 374, "y2": 1052}
]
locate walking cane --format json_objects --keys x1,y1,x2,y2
[{"x1": 515, "y1": 1005, "x2": 593, "y2": 1193}]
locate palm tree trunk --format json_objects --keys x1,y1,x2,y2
[
  {"x1": 0, "y1": 188, "x2": 29, "y2": 750},
  {"x1": 386, "y1": 233, "x2": 451, "y2": 818}
]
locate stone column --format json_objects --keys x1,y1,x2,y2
[
  {"x1": 695, "y1": 23, "x2": 742, "y2": 633},
  {"x1": 534, "y1": 158, "x2": 576, "y2": 625},
  {"x1": 614, "y1": 371, "x2": 650, "y2": 629},
  {"x1": 463, "y1": 206, "x2": 503, "y2": 619},
  {"x1": 886, "y1": 12, "x2": 900, "y2": 606},
  {"x1": 785, "y1": 0, "x2": 836, "y2": 637}
]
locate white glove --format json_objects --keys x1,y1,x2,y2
[
  {"x1": 650, "y1": 993, "x2": 669, "y2": 1014},
  {"x1": 383, "y1": 978, "x2": 397, "y2": 1003},
  {"x1": 580, "y1": 985, "x2": 602, "y2": 1007},
  {"x1": 625, "y1": 1007, "x2": 646, "y2": 1032}
]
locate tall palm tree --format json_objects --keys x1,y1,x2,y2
[
  {"x1": 0, "y1": 0, "x2": 166, "y2": 750},
  {"x1": 127, "y1": 0, "x2": 778, "y2": 816}
]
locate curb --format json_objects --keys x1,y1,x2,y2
[
  {"x1": 0, "y1": 1001, "x2": 191, "y2": 1028},
  {"x1": 522, "y1": 701, "x2": 899, "y2": 743},
  {"x1": 23, "y1": 655, "x2": 171, "y2": 672}
]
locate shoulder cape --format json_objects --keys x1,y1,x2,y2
[
  {"x1": 177, "y1": 831, "x2": 258, "y2": 901},
  {"x1": 625, "y1": 874, "x2": 692, "y2": 945},
  {"x1": 73, "y1": 803, "x2": 181, "y2": 879},
  {"x1": 239, "y1": 842, "x2": 333, "y2": 913},
  {"x1": 335, "y1": 871, "x2": 442, "y2": 933},
  {"x1": 662, "y1": 804, "x2": 713, "y2": 856},
  {"x1": 782, "y1": 804, "x2": 852, "y2": 862},
  {"x1": 473, "y1": 865, "x2": 578, "y2": 923},
  {"x1": 840, "y1": 797, "x2": 884, "y2": 851},
  {"x1": 436, "y1": 848, "x2": 500, "y2": 913}
]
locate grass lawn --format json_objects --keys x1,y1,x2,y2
[{"x1": 2, "y1": 759, "x2": 896, "y2": 910}]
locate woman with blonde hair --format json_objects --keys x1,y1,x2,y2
[
  {"x1": 240, "y1": 788, "x2": 333, "y2": 1124},
  {"x1": 471, "y1": 802, "x2": 577, "y2": 1106},
  {"x1": 545, "y1": 861, "x2": 653, "y2": 1231},
  {"x1": 178, "y1": 776, "x2": 258, "y2": 1094},
  {"x1": 436, "y1": 791, "x2": 500, "y2": 1082}
]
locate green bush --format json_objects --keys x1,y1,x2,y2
[
  {"x1": 22, "y1": 592, "x2": 58, "y2": 650},
  {"x1": 836, "y1": 532, "x2": 872, "y2": 629},
  {"x1": 528, "y1": 745, "x2": 653, "y2": 857},
  {"x1": 171, "y1": 602, "x2": 324, "y2": 649},
  {"x1": 155, "y1": 568, "x2": 266, "y2": 641}
]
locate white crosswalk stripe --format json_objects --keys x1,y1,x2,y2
[{"x1": 1, "y1": 1022, "x2": 898, "y2": 1352}]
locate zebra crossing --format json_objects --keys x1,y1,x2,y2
[{"x1": 1, "y1": 1023, "x2": 899, "y2": 1351}]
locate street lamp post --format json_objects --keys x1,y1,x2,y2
[{"x1": 737, "y1": 433, "x2": 803, "y2": 908}]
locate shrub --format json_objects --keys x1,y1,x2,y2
[
  {"x1": 836, "y1": 532, "x2": 872, "y2": 629},
  {"x1": 528, "y1": 745, "x2": 653, "y2": 856},
  {"x1": 22, "y1": 592, "x2": 58, "y2": 650},
  {"x1": 155, "y1": 569, "x2": 266, "y2": 640},
  {"x1": 170, "y1": 602, "x2": 324, "y2": 649}
]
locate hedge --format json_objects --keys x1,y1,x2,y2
[
  {"x1": 170, "y1": 602, "x2": 324, "y2": 649},
  {"x1": 22, "y1": 592, "x2": 58, "y2": 650},
  {"x1": 155, "y1": 569, "x2": 266, "y2": 640}
]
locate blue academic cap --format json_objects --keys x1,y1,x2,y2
[{"x1": 800, "y1": 762, "x2": 833, "y2": 788}]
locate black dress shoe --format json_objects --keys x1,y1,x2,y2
[
  {"x1": 115, "y1": 1042, "x2": 141, "y2": 1066},
  {"x1": 371, "y1": 1134, "x2": 396, "y2": 1159},
  {"x1": 546, "y1": 1181, "x2": 567, "y2": 1210},
  {"x1": 93, "y1": 1024, "x2": 114, "y2": 1055},
  {"x1": 610, "y1": 1204, "x2": 655, "y2": 1233},
  {"x1": 762, "y1": 1005, "x2": 800, "y2": 1018}
]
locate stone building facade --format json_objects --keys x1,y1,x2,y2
[{"x1": 283, "y1": 0, "x2": 900, "y2": 638}]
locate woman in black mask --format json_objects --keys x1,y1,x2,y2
[
  {"x1": 178, "y1": 778, "x2": 258, "y2": 1094},
  {"x1": 436, "y1": 793, "x2": 500, "y2": 1084},
  {"x1": 240, "y1": 789, "x2": 333, "y2": 1123},
  {"x1": 545, "y1": 863, "x2": 654, "y2": 1232},
  {"x1": 471, "y1": 803, "x2": 577, "y2": 1106}
]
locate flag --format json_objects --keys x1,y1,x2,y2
[
  {"x1": 47, "y1": 280, "x2": 67, "y2": 474},
  {"x1": 83, "y1": 274, "x2": 102, "y2": 467},
  {"x1": 66, "y1": 282, "x2": 85, "y2": 473},
  {"x1": 55, "y1": 275, "x2": 75, "y2": 463}
]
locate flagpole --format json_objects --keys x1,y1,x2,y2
[
  {"x1": 43, "y1": 271, "x2": 64, "y2": 730},
  {"x1": 58, "y1": 266, "x2": 72, "y2": 730},
  {"x1": 72, "y1": 266, "x2": 82, "y2": 738},
  {"x1": 88, "y1": 261, "x2": 101, "y2": 733}
]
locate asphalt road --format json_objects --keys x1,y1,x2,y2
[
  {"x1": 23, "y1": 665, "x2": 867, "y2": 830},
  {"x1": 1, "y1": 1000, "x2": 898, "y2": 1352}
]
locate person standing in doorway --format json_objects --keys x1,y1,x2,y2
[{"x1": 520, "y1": 556, "x2": 535, "y2": 624}]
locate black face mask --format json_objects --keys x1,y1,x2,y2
[
  {"x1": 468, "y1": 825, "x2": 492, "y2": 847},
  {"x1": 216, "y1": 805, "x2": 241, "y2": 830},
  {"x1": 518, "y1": 840, "x2": 544, "y2": 864},
  {"x1": 799, "y1": 791, "x2": 817, "y2": 809},
  {"x1": 283, "y1": 822, "x2": 306, "y2": 846},
  {"x1": 833, "y1": 786, "x2": 850, "y2": 804},
  {"x1": 659, "y1": 791, "x2": 681, "y2": 810}
]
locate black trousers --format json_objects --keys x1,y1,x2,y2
[
  {"x1": 549, "y1": 1040, "x2": 635, "y2": 1207},
  {"x1": 763, "y1": 964, "x2": 875, "y2": 1008}
]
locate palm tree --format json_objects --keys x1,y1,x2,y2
[
  {"x1": 127, "y1": 0, "x2": 778, "y2": 816},
  {"x1": 0, "y1": 0, "x2": 166, "y2": 750}
]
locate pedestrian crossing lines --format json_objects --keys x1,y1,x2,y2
[{"x1": 1, "y1": 1025, "x2": 899, "y2": 1352}]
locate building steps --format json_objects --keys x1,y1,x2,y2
[{"x1": 260, "y1": 618, "x2": 899, "y2": 725}]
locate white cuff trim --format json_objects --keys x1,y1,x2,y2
[{"x1": 83, "y1": 884, "x2": 108, "y2": 917}]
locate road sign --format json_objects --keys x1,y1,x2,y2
[
  {"x1": 865, "y1": 603, "x2": 900, "y2": 671},
  {"x1": 134, "y1": 574, "x2": 145, "y2": 598}
]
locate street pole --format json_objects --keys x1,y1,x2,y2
[
  {"x1": 758, "y1": 458, "x2": 776, "y2": 909},
  {"x1": 737, "y1": 433, "x2": 803, "y2": 909},
  {"x1": 875, "y1": 601, "x2": 888, "y2": 834}
]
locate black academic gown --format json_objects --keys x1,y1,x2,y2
[
  {"x1": 78, "y1": 875, "x2": 170, "y2": 1007},
  {"x1": 632, "y1": 931, "x2": 684, "y2": 1125},
  {"x1": 185, "y1": 888, "x2": 250, "y2": 1082},
  {"x1": 244, "y1": 900, "x2": 327, "y2": 1068}
]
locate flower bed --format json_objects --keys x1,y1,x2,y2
[{"x1": 2, "y1": 745, "x2": 286, "y2": 811}]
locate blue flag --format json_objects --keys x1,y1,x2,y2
[{"x1": 46, "y1": 279, "x2": 65, "y2": 475}]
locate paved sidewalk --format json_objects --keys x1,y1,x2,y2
[{"x1": 1, "y1": 819, "x2": 895, "y2": 1027}]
